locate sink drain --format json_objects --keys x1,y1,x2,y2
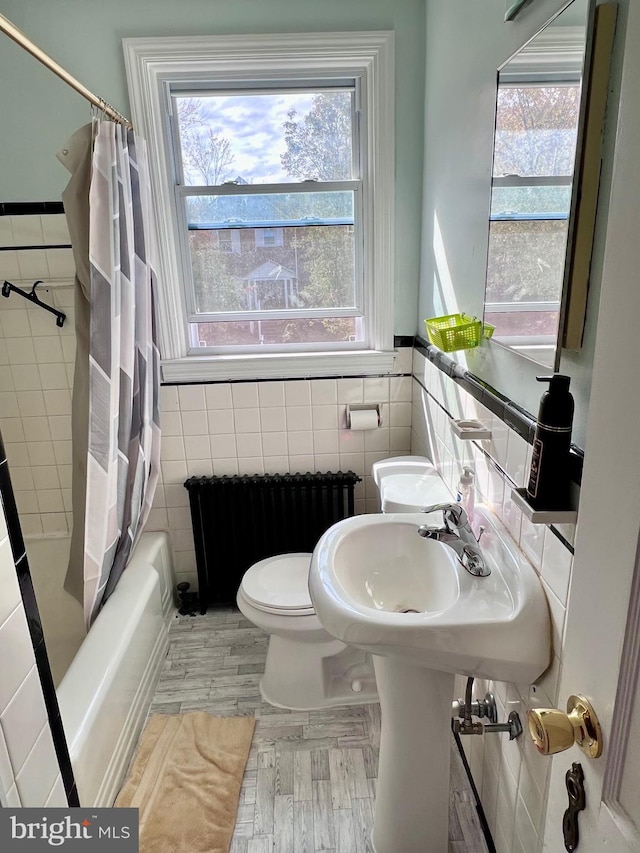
[{"x1": 396, "y1": 607, "x2": 421, "y2": 614}]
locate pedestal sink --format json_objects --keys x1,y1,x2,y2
[{"x1": 309, "y1": 507, "x2": 550, "y2": 853}]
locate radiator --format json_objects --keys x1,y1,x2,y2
[{"x1": 184, "y1": 471, "x2": 361, "y2": 611}]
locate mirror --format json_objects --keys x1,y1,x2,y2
[{"x1": 483, "y1": 0, "x2": 589, "y2": 369}]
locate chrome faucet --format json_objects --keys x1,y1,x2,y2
[{"x1": 417, "y1": 502, "x2": 490, "y2": 577}]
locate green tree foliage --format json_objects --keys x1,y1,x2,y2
[{"x1": 280, "y1": 93, "x2": 352, "y2": 181}]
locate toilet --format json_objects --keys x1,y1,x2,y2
[{"x1": 236, "y1": 456, "x2": 449, "y2": 710}]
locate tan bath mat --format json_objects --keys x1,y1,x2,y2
[{"x1": 115, "y1": 711, "x2": 255, "y2": 853}]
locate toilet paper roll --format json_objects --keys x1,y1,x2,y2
[{"x1": 349, "y1": 409, "x2": 379, "y2": 431}]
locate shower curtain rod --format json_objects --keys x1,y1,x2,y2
[{"x1": 0, "y1": 12, "x2": 132, "y2": 128}]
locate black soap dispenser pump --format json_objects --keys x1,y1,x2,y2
[{"x1": 526, "y1": 375, "x2": 574, "y2": 510}]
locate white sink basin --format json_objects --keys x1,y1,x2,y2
[{"x1": 309, "y1": 507, "x2": 550, "y2": 684}]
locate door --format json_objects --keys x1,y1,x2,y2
[{"x1": 542, "y1": 2, "x2": 640, "y2": 849}]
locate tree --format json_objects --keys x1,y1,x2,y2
[
  {"x1": 176, "y1": 98, "x2": 235, "y2": 186},
  {"x1": 280, "y1": 93, "x2": 352, "y2": 181}
]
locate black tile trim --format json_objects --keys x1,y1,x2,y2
[
  {"x1": 0, "y1": 202, "x2": 64, "y2": 216},
  {"x1": 415, "y1": 336, "x2": 584, "y2": 485},
  {"x1": 393, "y1": 334, "x2": 415, "y2": 347},
  {"x1": 0, "y1": 244, "x2": 72, "y2": 252},
  {"x1": 0, "y1": 430, "x2": 78, "y2": 804}
]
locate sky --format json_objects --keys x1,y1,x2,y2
[{"x1": 178, "y1": 91, "x2": 317, "y2": 184}]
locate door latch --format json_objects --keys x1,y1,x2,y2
[{"x1": 563, "y1": 762, "x2": 586, "y2": 851}]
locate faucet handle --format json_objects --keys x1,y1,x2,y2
[{"x1": 421, "y1": 502, "x2": 467, "y2": 529}]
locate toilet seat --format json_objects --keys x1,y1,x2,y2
[{"x1": 241, "y1": 553, "x2": 315, "y2": 617}]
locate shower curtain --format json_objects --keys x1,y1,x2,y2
[{"x1": 62, "y1": 120, "x2": 161, "y2": 627}]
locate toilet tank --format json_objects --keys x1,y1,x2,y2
[{"x1": 372, "y1": 456, "x2": 452, "y2": 512}]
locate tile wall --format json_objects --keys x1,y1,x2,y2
[
  {"x1": 411, "y1": 347, "x2": 576, "y2": 853},
  {"x1": 0, "y1": 435, "x2": 67, "y2": 807}
]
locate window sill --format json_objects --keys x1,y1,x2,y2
[{"x1": 161, "y1": 349, "x2": 398, "y2": 383}]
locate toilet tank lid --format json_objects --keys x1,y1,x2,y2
[
  {"x1": 372, "y1": 456, "x2": 436, "y2": 487},
  {"x1": 241, "y1": 553, "x2": 313, "y2": 611}
]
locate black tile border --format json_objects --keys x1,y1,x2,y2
[
  {"x1": 0, "y1": 202, "x2": 64, "y2": 216},
  {"x1": 415, "y1": 335, "x2": 584, "y2": 486},
  {"x1": 0, "y1": 431, "x2": 79, "y2": 806}
]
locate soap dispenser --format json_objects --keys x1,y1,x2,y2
[
  {"x1": 457, "y1": 466, "x2": 475, "y2": 526},
  {"x1": 526, "y1": 375, "x2": 574, "y2": 510}
]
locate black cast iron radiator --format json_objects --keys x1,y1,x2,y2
[{"x1": 185, "y1": 471, "x2": 361, "y2": 611}]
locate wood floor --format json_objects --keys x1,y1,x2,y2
[{"x1": 148, "y1": 608, "x2": 489, "y2": 853}]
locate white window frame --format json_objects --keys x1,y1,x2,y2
[{"x1": 124, "y1": 32, "x2": 395, "y2": 382}]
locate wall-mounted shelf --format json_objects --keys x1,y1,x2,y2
[
  {"x1": 449, "y1": 418, "x2": 492, "y2": 441},
  {"x1": 511, "y1": 487, "x2": 578, "y2": 525}
]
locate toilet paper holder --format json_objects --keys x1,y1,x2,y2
[{"x1": 346, "y1": 404, "x2": 381, "y2": 428}]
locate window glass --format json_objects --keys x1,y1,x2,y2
[{"x1": 175, "y1": 90, "x2": 354, "y2": 186}]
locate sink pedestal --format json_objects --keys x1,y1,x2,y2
[{"x1": 372, "y1": 657, "x2": 455, "y2": 853}]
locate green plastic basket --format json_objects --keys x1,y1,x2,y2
[{"x1": 424, "y1": 313, "x2": 495, "y2": 353}]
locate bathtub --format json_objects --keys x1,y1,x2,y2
[{"x1": 26, "y1": 531, "x2": 175, "y2": 807}]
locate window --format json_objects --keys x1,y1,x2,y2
[
  {"x1": 484, "y1": 79, "x2": 580, "y2": 344},
  {"x1": 124, "y1": 32, "x2": 395, "y2": 381}
]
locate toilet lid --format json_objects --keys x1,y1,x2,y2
[{"x1": 241, "y1": 553, "x2": 314, "y2": 613}]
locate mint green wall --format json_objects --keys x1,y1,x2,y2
[{"x1": 0, "y1": 0, "x2": 424, "y2": 334}]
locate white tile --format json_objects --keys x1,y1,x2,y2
[
  {"x1": 60, "y1": 337, "x2": 75, "y2": 363},
  {"x1": 263, "y1": 456, "x2": 289, "y2": 474},
  {"x1": 44, "y1": 774, "x2": 67, "y2": 807},
  {"x1": 0, "y1": 251, "x2": 21, "y2": 280},
  {"x1": 0, "y1": 606, "x2": 36, "y2": 714},
  {"x1": 0, "y1": 725, "x2": 16, "y2": 801},
  {"x1": 41, "y1": 514, "x2": 68, "y2": 535},
  {"x1": 311, "y1": 379, "x2": 337, "y2": 405},
  {"x1": 146, "y1": 508, "x2": 168, "y2": 530},
  {"x1": 34, "y1": 337, "x2": 64, "y2": 364},
  {"x1": 17, "y1": 251, "x2": 50, "y2": 281},
  {"x1": 15, "y1": 725, "x2": 60, "y2": 807},
  {"x1": 505, "y1": 431, "x2": 529, "y2": 487},
  {"x1": 231, "y1": 383, "x2": 259, "y2": 409},
  {"x1": 7, "y1": 338, "x2": 36, "y2": 365},
  {"x1": 7, "y1": 466, "x2": 33, "y2": 491},
  {"x1": 390, "y1": 426, "x2": 411, "y2": 452},
  {"x1": 284, "y1": 380, "x2": 310, "y2": 407},
  {"x1": 288, "y1": 454, "x2": 314, "y2": 473},
  {"x1": 12, "y1": 365, "x2": 41, "y2": 392},
  {"x1": 541, "y1": 529, "x2": 572, "y2": 605},
  {"x1": 18, "y1": 390, "x2": 47, "y2": 416},
  {"x1": 160, "y1": 436, "x2": 185, "y2": 462},
  {"x1": 313, "y1": 430, "x2": 339, "y2": 455},
  {"x1": 36, "y1": 490, "x2": 64, "y2": 513},
  {"x1": 236, "y1": 433, "x2": 262, "y2": 458},
  {"x1": 0, "y1": 341, "x2": 9, "y2": 366},
  {"x1": 0, "y1": 538, "x2": 21, "y2": 627},
  {"x1": 212, "y1": 458, "x2": 239, "y2": 476},
  {"x1": 532, "y1": 653, "x2": 561, "y2": 708},
  {"x1": 184, "y1": 435, "x2": 210, "y2": 460},
  {"x1": 337, "y1": 378, "x2": 363, "y2": 404},
  {"x1": 0, "y1": 418, "x2": 25, "y2": 442},
  {"x1": 234, "y1": 408, "x2": 261, "y2": 433},
  {"x1": 180, "y1": 410, "x2": 208, "y2": 436},
  {"x1": 389, "y1": 402, "x2": 412, "y2": 427},
  {"x1": 5, "y1": 443, "x2": 29, "y2": 467},
  {"x1": 38, "y1": 363, "x2": 68, "y2": 390},
  {"x1": 46, "y1": 249, "x2": 76, "y2": 279},
  {"x1": 339, "y1": 452, "x2": 366, "y2": 476},
  {"x1": 27, "y1": 441, "x2": 56, "y2": 467},
  {"x1": 394, "y1": 347, "x2": 413, "y2": 374},
  {"x1": 0, "y1": 216, "x2": 14, "y2": 245},
  {"x1": 1, "y1": 312, "x2": 31, "y2": 339},
  {"x1": 338, "y1": 429, "x2": 364, "y2": 452},
  {"x1": 502, "y1": 490, "x2": 523, "y2": 544},
  {"x1": 31, "y1": 466, "x2": 60, "y2": 490},
  {"x1": 22, "y1": 417, "x2": 51, "y2": 442},
  {"x1": 41, "y1": 214, "x2": 70, "y2": 244},
  {"x1": 161, "y1": 460, "x2": 188, "y2": 485},
  {"x1": 205, "y1": 383, "x2": 233, "y2": 409},
  {"x1": 312, "y1": 405, "x2": 339, "y2": 431},
  {"x1": 390, "y1": 376, "x2": 412, "y2": 402},
  {"x1": 57, "y1": 465, "x2": 72, "y2": 489},
  {"x1": 0, "y1": 366, "x2": 15, "y2": 392},
  {"x1": 0, "y1": 666, "x2": 48, "y2": 775},
  {"x1": 52, "y1": 440, "x2": 72, "y2": 466},
  {"x1": 541, "y1": 578, "x2": 565, "y2": 657},
  {"x1": 286, "y1": 406, "x2": 312, "y2": 432},
  {"x1": 178, "y1": 385, "x2": 205, "y2": 411},
  {"x1": 160, "y1": 385, "x2": 179, "y2": 412},
  {"x1": 262, "y1": 432, "x2": 288, "y2": 456},
  {"x1": 314, "y1": 453, "x2": 340, "y2": 471},
  {"x1": 237, "y1": 457, "x2": 264, "y2": 475},
  {"x1": 164, "y1": 484, "x2": 189, "y2": 508},
  {"x1": 363, "y1": 377, "x2": 389, "y2": 403},
  {"x1": 519, "y1": 516, "x2": 545, "y2": 572},
  {"x1": 10, "y1": 216, "x2": 43, "y2": 245},
  {"x1": 517, "y1": 758, "x2": 545, "y2": 835},
  {"x1": 160, "y1": 410, "x2": 182, "y2": 436},
  {"x1": 514, "y1": 795, "x2": 539, "y2": 853},
  {"x1": 288, "y1": 431, "x2": 313, "y2": 455},
  {"x1": 258, "y1": 381, "x2": 285, "y2": 408},
  {"x1": 210, "y1": 434, "x2": 237, "y2": 459},
  {"x1": 209, "y1": 409, "x2": 235, "y2": 434},
  {"x1": 364, "y1": 427, "x2": 390, "y2": 452},
  {"x1": 260, "y1": 407, "x2": 286, "y2": 433}
]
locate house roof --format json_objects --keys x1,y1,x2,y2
[{"x1": 243, "y1": 260, "x2": 297, "y2": 281}]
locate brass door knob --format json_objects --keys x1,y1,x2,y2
[{"x1": 527, "y1": 695, "x2": 602, "y2": 759}]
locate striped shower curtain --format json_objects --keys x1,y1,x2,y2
[{"x1": 82, "y1": 120, "x2": 161, "y2": 627}]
